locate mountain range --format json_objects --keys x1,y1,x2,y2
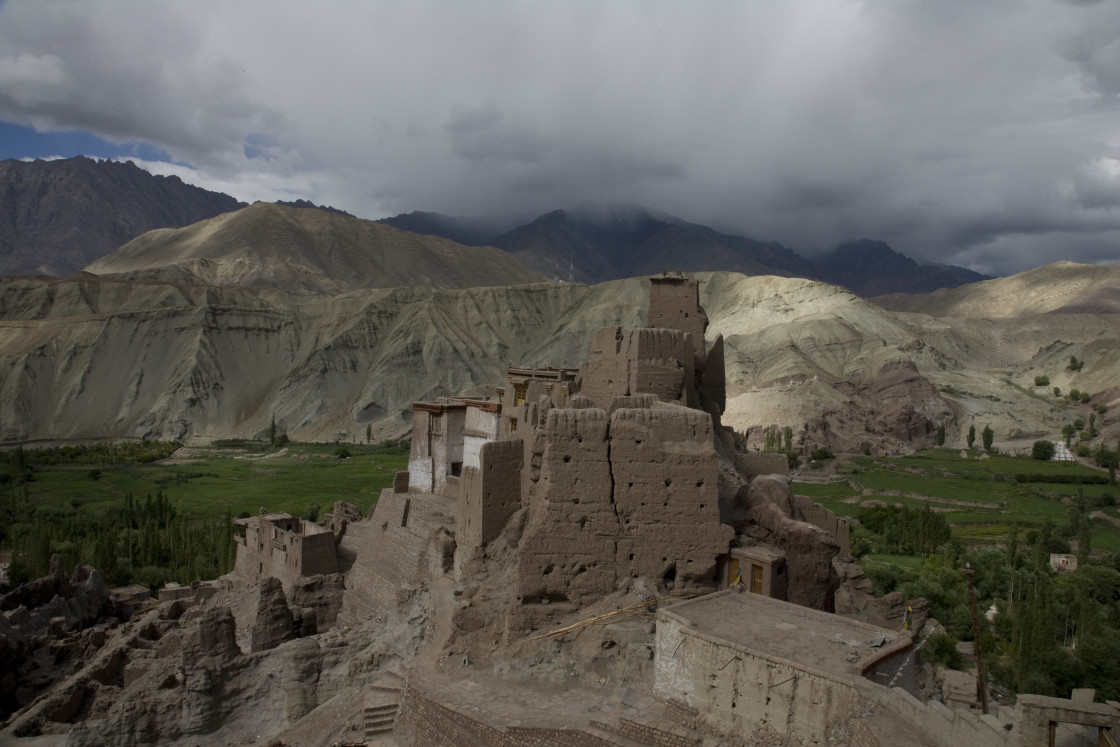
[
  {"x1": 1, "y1": 157, "x2": 988, "y2": 296},
  {"x1": 380, "y1": 204, "x2": 991, "y2": 295},
  {"x1": 1, "y1": 155, "x2": 1115, "y2": 454}
]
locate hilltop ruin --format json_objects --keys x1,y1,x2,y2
[{"x1": 3, "y1": 274, "x2": 1116, "y2": 746}]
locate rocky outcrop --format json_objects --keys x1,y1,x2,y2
[
  {"x1": 289, "y1": 573, "x2": 346, "y2": 632},
  {"x1": 183, "y1": 606, "x2": 241, "y2": 667},
  {"x1": 832, "y1": 557, "x2": 929, "y2": 631},
  {"x1": 743, "y1": 476, "x2": 840, "y2": 610},
  {"x1": 250, "y1": 577, "x2": 297, "y2": 653}
]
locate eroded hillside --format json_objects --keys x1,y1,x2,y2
[{"x1": 2, "y1": 267, "x2": 1118, "y2": 452}]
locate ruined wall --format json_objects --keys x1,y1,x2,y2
[
  {"x1": 576, "y1": 327, "x2": 631, "y2": 406},
  {"x1": 631, "y1": 329, "x2": 696, "y2": 407},
  {"x1": 507, "y1": 404, "x2": 733, "y2": 635},
  {"x1": 647, "y1": 277, "x2": 707, "y2": 366},
  {"x1": 579, "y1": 327, "x2": 696, "y2": 411},
  {"x1": 510, "y1": 408, "x2": 617, "y2": 634},
  {"x1": 740, "y1": 452, "x2": 790, "y2": 478},
  {"x1": 338, "y1": 489, "x2": 458, "y2": 624},
  {"x1": 791, "y1": 494, "x2": 851, "y2": 556},
  {"x1": 298, "y1": 529, "x2": 340, "y2": 577},
  {"x1": 233, "y1": 516, "x2": 337, "y2": 591},
  {"x1": 609, "y1": 407, "x2": 733, "y2": 587},
  {"x1": 459, "y1": 438, "x2": 524, "y2": 554}
]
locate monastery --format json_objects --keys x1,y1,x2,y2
[{"x1": 222, "y1": 275, "x2": 1120, "y2": 744}]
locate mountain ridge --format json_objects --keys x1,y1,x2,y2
[
  {"x1": 85, "y1": 202, "x2": 547, "y2": 292},
  {"x1": 0, "y1": 156, "x2": 246, "y2": 276}
]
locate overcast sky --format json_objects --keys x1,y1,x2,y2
[{"x1": 1, "y1": 0, "x2": 1118, "y2": 275}]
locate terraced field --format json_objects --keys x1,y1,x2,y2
[{"x1": 793, "y1": 448, "x2": 1117, "y2": 552}]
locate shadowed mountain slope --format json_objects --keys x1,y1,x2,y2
[
  {"x1": 0, "y1": 156, "x2": 245, "y2": 277},
  {"x1": 818, "y1": 239, "x2": 989, "y2": 297},
  {"x1": 85, "y1": 202, "x2": 546, "y2": 292},
  {"x1": 381, "y1": 205, "x2": 988, "y2": 295}
]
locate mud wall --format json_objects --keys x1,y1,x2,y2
[
  {"x1": 459, "y1": 438, "x2": 524, "y2": 553},
  {"x1": 508, "y1": 405, "x2": 732, "y2": 634}
]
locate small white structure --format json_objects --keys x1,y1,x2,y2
[
  {"x1": 1050, "y1": 553, "x2": 1078, "y2": 573},
  {"x1": 1052, "y1": 440, "x2": 1074, "y2": 461}
]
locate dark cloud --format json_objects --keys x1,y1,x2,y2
[{"x1": 1, "y1": 0, "x2": 1119, "y2": 276}]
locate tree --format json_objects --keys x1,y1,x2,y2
[
  {"x1": 1068, "y1": 355, "x2": 1084, "y2": 372},
  {"x1": 1034, "y1": 375, "x2": 1050, "y2": 387},
  {"x1": 967, "y1": 424, "x2": 976, "y2": 450},
  {"x1": 936, "y1": 423, "x2": 946, "y2": 446},
  {"x1": 1054, "y1": 386, "x2": 1061, "y2": 397},
  {"x1": 782, "y1": 425, "x2": 793, "y2": 453},
  {"x1": 268, "y1": 414, "x2": 277, "y2": 446},
  {"x1": 982, "y1": 424, "x2": 994, "y2": 453},
  {"x1": 1062, "y1": 424, "x2": 1077, "y2": 444},
  {"x1": 365, "y1": 424, "x2": 372, "y2": 444},
  {"x1": 1032, "y1": 440, "x2": 1056, "y2": 461}
]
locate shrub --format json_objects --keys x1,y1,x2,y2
[
  {"x1": 924, "y1": 632, "x2": 964, "y2": 669},
  {"x1": 335, "y1": 447, "x2": 351, "y2": 459},
  {"x1": 1070, "y1": 389, "x2": 1081, "y2": 401},
  {"x1": 1034, "y1": 375, "x2": 1050, "y2": 387},
  {"x1": 1075, "y1": 444, "x2": 1092, "y2": 458},
  {"x1": 1054, "y1": 387, "x2": 1061, "y2": 396},
  {"x1": 1080, "y1": 392, "x2": 1091, "y2": 403},
  {"x1": 1031, "y1": 441, "x2": 1056, "y2": 461},
  {"x1": 810, "y1": 447, "x2": 834, "y2": 461}
]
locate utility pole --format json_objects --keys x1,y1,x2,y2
[{"x1": 961, "y1": 567, "x2": 988, "y2": 714}]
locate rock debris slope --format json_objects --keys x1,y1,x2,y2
[{"x1": 1, "y1": 265, "x2": 1118, "y2": 451}]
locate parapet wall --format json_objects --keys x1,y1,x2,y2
[
  {"x1": 791, "y1": 493, "x2": 850, "y2": 556},
  {"x1": 579, "y1": 326, "x2": 696, "y2": 411},
  {"x1": 655, "y1": 592, "x2": 1019, "y2": 747},
  {"x1": 740, "y1": 452, "x2": 790, "y2": 477}
]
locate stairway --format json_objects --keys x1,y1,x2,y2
[{"x1": 364, "y1": 670, "x2": 405, "y2": 741}]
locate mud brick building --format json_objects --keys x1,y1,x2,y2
[{"x1": 233, "y1": 512, "x2": 339, "y2": 590}]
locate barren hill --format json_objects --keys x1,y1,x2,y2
[
  {"x1": 873, "y1": 261, "x2": 1120, "y2": 317},
  {"x1": 2, "y1": 265, "x2": 1118, "y2": 454},
  {"x1": 85, "y1": 202, "x2": 546, "y2": 292},
  {"x1": 0, "y1": 156, "x2": 245, "y2": 277}
]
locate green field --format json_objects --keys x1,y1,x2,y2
[
  {"x1": 20, "y1": 443, "x2": 407, "y2": 520},
  {"x1": 794, "y1": 448, "x2": 1117, "y2": 553}
]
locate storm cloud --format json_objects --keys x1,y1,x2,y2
[{"x1": 1, "y1": 0, "x2": 1119, "y2": 275}]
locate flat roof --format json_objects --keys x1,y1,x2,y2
[{"x1": 663, "y1": 591, "x2": 903, "y2": 679}]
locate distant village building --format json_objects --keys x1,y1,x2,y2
[{"x1": 1050, "y1": 553, "x2": 1078, "y2": 573}]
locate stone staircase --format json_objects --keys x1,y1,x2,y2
[
  {"x1": 589, "y1": 696, "x2": 706, "y2": 746},
  {"x1": 364, "y1": 670, "x2": 405, "y2": 742}
]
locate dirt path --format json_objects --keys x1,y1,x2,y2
[{"x1": 1091, "y1": 509, "x2": 1120, "y2": 527}]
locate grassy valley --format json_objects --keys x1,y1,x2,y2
[{"x1": 1, "y1": 441, "x2": 407, "y2": 589}]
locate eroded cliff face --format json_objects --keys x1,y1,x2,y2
[{"x1": 3, "y1": 269, "x2": 1119, "y2": 451}]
